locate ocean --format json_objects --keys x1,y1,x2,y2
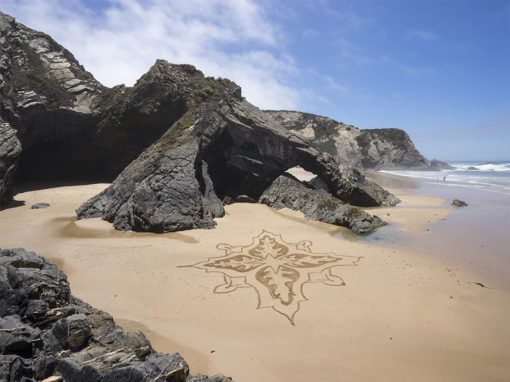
[{"x1": 380, "y1": 160, "x2": 510, "y2": 195}]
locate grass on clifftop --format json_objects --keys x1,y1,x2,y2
[{"x1": 159, "y1": 116, "x2": 195, "y2": 150}]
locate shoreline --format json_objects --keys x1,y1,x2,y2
[
  {"x1": 0, "y1": 180, "x2": 509, "y2": 381},
  {"x1": 365, "y1": 170, "x2": 510, "y2": 291}
]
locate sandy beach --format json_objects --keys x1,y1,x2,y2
[{"x1": 1, "y1": 176, "x2": 509, "y2": 381}]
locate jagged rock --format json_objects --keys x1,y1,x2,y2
[
  {"x1": 30, "y1": 202, "x2": 49, "y2": 209},
  {"x1": 259, "y1": 174, "x2": 385, "y2": 234},
  {"x1": 267, "y1": 110, "x2": 450, "y2": 170},
  {"x1": 76, "y1": 62, "x2": 398, "y2": 233},
  {"x1": 0, "y1": 248, "x2": 234, "y2": 382},
  {"x1": 451, "y1": 199, "x2": 468, "y2": 207},
  {"x1": 0, "y1": 117, "x2": 21, "y2": 204}
]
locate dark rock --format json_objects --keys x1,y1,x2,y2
[
  {"x1": 0, "y1": 118, "x2": 22, "y2": 205},
  {"x1": 259, "y1": 174, "x2": 385, "y2": 234},
  {"x1": 222, "y1": 196, "x2": 233, "y2": 205},
  {"x1": 0, "y1": 12, "x2": 205, "y2": 195},
  {"x1": 467, "y1": 166, "x2": 479, "y2": 171},
  {"x1": 30, "y1": 202, "x2": 49, "y2": 209},
  {"x1": 0, "y1": 248, "x2": 234, "y2": 382},
  {"x1": 451, "y1": 199, "x2": 468, "y2": 207},
  {"x1": 267, "y1": 110, "x2": 451, "y2": 171},
  {"x1": 76, "y1": 63, "x2": 399, "y2": 233}
]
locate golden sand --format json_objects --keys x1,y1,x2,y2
[{"x1": 0, "y1": 183, "x2": 508, "y2": 381}]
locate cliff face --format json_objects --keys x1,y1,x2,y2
[
  {"x1": 266, "y1": 110, "x2": 450, "y2": 170},
  {"x1": 0, "y1": 11, "x2": 198, "y2": 186}
]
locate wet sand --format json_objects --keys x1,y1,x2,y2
[
  {"x1": 365, "y1": 171, "x2": 510, "y2": 291},
  {"x1": 0, "y1": 180, "x2": 509, "y2": 381}
]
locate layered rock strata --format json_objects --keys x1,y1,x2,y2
[
  {"x1": 259, "y1": 174, "x2": 385, "y2": 235},
  {"x1": 266, "y1": 110, "x2": 452, "y2": 170},
  {"x1": 76, "y1": 65, "x2": 399, "y2": 232},
  {"x1": 0, "y1": 117, "x2": 21, "y2": 205},
  {"x1": 0, "y1": 248, "x2": 233, "y2": 382}
]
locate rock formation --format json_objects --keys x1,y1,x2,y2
[
  {"x1": 266, "y1": 110, "x2": 452, "y2": 170},
  {"x1": 75, "y1": 61, "x2": 399, "y2": 232},
  {"x1": 0, "y1": 247, "x2": 234, "y2": 382},
  {"x1": 0, "y1": 117, "x2": 21, "y2": 205},
  {"x1": 259, "y1": 174, "x2": 385, "y2": 234},
  {"x1": 451, "y1": 199, "x2": 468, "y2": 207},
  {"x1": 0, "y1": 11, "x2": 399, "y2": 234}
]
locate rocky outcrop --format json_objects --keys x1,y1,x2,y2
[
  {"x1": 0, "y1": 11, "x2": 399, "y2": 233},
  {"x1": 259, "y1": 174, "x2": 385, "y2": 234},
  {"x1": 0, "y1": 117, "x2": 21, "y2": 204},
  {"x1": 451, "y1": 199, "x2": 468, "y2": 207},
  {"x1": 266, "y1": 110, "x2": 452, "y2": 170},
  {"x1": 76, "y1": 63, "x2": 398, "y2": 233},
  {"x1": 0, "y1": 247, "x2": 233, "y2": 382}
]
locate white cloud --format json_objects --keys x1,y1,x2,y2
[{"x1": 2, "y1": 0, "x2": 301, "y2": 110}]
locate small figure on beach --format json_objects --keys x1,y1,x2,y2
[{"x1": 443, "y1": 176, "x2": 446, "y2": 182}]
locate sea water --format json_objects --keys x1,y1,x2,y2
[{"x1": 380, "y1": 161, "x2": 510, "y2": 195}]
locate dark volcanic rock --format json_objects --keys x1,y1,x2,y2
[
  {"x1": 266, "y1": 110, "x2": 450, "y2": 170},
  {"x1": 451, "y1": 199, "x2": 468, "y2": 207},
  {"x1": 30, "y1": 202, "x2": 49, "y2": 209},
  {"x1": 0, "y1": 117, "x2": 21, "y2": 204},
  {"x1": 0, "y1": 248, "x2": 233, "y2": 382},
  {"x1": 259, "y1": 174, "x2": 385, "y2": 234}
]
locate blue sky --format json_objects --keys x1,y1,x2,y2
[{"x1": 2, "y1": 0, "x2": 509, "y2": 161}]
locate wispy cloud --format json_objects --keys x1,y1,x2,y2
[
  {"x1": 404, "y1": 29, "x2": 438, "y2": 42},
  {"x1": 398, "y1": 63, "x2": 435, "y2": 77},
  {"x1": 324, "y1": 76, "x2": 347, "y2": 94},
  {"x1": 2, "y1": 0, "x2": 301, "y2": 110},
  {"x1": 334, "y1": 38, "x2": 378, "y2": 67}
]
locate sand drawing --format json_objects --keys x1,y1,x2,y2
[{"x1": 183, "y1": 230, "x2": 361, "y2": 325}]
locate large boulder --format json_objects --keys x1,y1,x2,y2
[
  {"x1": 259, "y1": 174, "x2": 385, "y2": 235},
  {"x1": 0, "y1": 248, "x2": 233, "y2": 382}
]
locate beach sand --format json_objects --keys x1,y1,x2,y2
[{"x1": 0, "y1": 178, "x2": 509, "y2": 381}]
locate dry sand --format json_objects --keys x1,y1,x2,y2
[{"x1": 1, "y1": 182, "x2": 509, "y2": 381}]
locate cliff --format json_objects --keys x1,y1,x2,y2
[{"x1": 266, "y1": 110, "x2": 452, "y2": 170}]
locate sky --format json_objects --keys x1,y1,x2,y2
[{"x1": 2, "y1": 0, "x2": 509, "y2": 161}]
